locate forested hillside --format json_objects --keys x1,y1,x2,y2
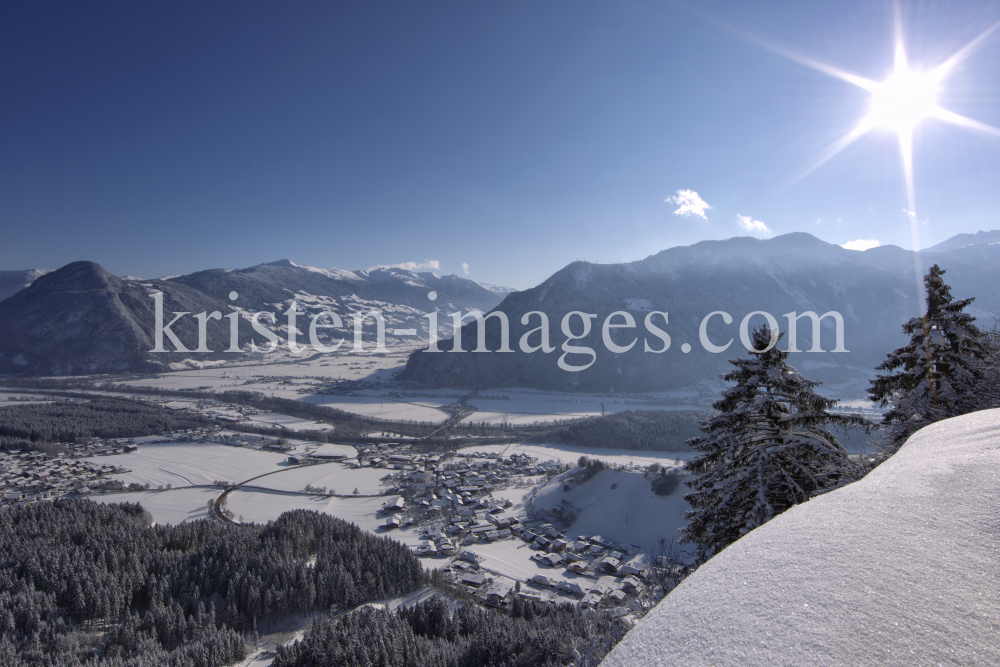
[
  {"x1": 0, "y1": 501, "x2": 423, "y2": 666},
  {"x1": 272, "y1": 596, "x2": 628, "y2": 667},
  {"x1": 0, "y1": 398, "x2": 212, "y2": 451},
  {"x1": 543, "y1": 409, "x2": 708, "y2": 451}
]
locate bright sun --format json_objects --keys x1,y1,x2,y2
[
  {"x1": 869, "y1": 66, "x2": 937, "y2": 132},
  {"x1": 748, "y1": 2, "x2": 1000, "y2": 312},
  {"x1": 771, "y1": 4, "x2": 1000, "y2": 217}
]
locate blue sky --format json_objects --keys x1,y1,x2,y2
[{"x1": 2, "y1": 0, "x2": 999, "y2": 288}]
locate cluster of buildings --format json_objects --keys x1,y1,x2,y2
[
  {"x1": 209, "y1": 431, "x2": 293, "y2": 452},
  {"x1": 379, "y1": 450, "x2": 561, "y2": 489},
  {"x1": 527, "y1": 571, "x2": 646, "y2": 610},
  {"x1": 156, "y1": 426, "x2": 221, "y2": 442},
  {"x1": 413, "y1": 533, "x2": 458, "y2": 557},
  {"x1": 362, "y1": 450, "x2": 426, "y2": 470},
  {"x1": 510, "y1": 527, "x2": 651, "y2": 606},
  {"x1": 376, "y1": 451, "x2": 566, "y2": 540},
  {"x1": 0, "y1": 450, "x2": 127, "y2": 507},
  {"x1": 441, "y1": 537, "x2": 651, "y2": 614},
  {"x1": 200, "y1": 403, "x2": 262, "y2": 422},
  {"x1": 388, "y1": 495, "x2": 520, "y2": 544},
  {"x1": 373, "y1": 450, "x2": 657, "y2": 614},
  {"x1": 65, "y1": 438, "x2": 139, "y2": 457}
]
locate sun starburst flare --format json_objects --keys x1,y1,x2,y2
[
  {"x1": 783, "y1": 4, "x2": 1000, "y2": 220},
  {"x1": 760, "y1": 1, "x2": 1000, "y2": 310}
]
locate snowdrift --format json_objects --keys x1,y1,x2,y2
[{"x1": 602, "y1": 409, "x2": 1000, "y2": 667}]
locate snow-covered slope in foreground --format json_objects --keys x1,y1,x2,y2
[{"x1": 602, "y1": 409, "x2": 1000, "y2": 667}]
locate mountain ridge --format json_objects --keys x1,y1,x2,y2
[
  {"x1": 399, "y1": 232, "x2": 1000, "y2": 397},
  {"x1": 923, "y1": 229, "x2": 1000, "y2": 253},
  {"x1": 2, "y1": 231, "x2": 998, "y2": 381},
  {"x1": 0, "y1": 269, "x2": 51, "y2": 302},
  {"x1": 0, "y1": 262, "x2": 265, "y2": 375}
]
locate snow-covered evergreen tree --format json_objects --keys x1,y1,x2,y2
[
  {"x1": 977, "y1": 320, "x2": 1000, "y2": 409},
  {"x1": 680, "y1": 326, "x2": 866, "y2": 558},
  {"x1": 868, "y1": 264, "x2": 984, "y2": 447}
]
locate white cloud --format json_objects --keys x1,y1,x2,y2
[
  {"x1": 736, "y1": 214, "x2": 772, "y2": 235},
  {"x1": 842, "y1": 239, "x2": 881, "y2": 251},
  {"x1": 903, "y1": 209, "x2": 928, "y2": 226},
  {"x1": 370, "y1": 260, "x2": 441, "y2": 272},
  {"x1": 667, "y1": 189, "x2": 711, "y2": 219},
  {"x1": 462, "y1": 262, "x2": 470, "y2": 276}
]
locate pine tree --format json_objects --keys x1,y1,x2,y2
[
  {"x1": 868, "y1": 264, "x2": 984, "y2": 447},
  {"x1": 977, "y1": 319, "x2": 1000, "y2": 408},
  {"x1": 681, "y1": 326, "x2": 867, "y2": 558}
]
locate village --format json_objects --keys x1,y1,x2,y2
[
  {"x1": 0, "y1": 388, "x2": 691, "y2": 619},
  {"x1": 369, "y1": 448, "x2": 679, "y2": 616},
  {"x1": 0, "y1": 448, "x2": 130, "y2": 506},
  {"x1": 0, "y1": 425, "x2": 229, "y2": 507}
]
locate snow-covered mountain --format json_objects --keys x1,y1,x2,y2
[
  {"x1": 477, "y1": 282, "x2": 518, "y2": 296},
  {"x1": 0, "y1": 262, "x2": 266, "y2": 375},
  {"x1": 169, "y1": 260, "x2": 510, "y2": 312},
  {"x1": 400, "y1": 232, "x2": 1000, "y2": 397},
  {"x1": 923, "y1": 228, "x2": 1000, "y2": 253},
  {"x1": 0, "y1": 269, "x2": 50, "y2": 302},
  {"x1": 601, "y1": 408, "x2": 1000, "y2": 667},
  {"x1": 167, "y1": 260, "x2": 511, "y2": 343},
  {"x1": 0, "y1": 258, "x2": 514, "y2": 375}
]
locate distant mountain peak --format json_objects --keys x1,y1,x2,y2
[
  {"x1": 0, "y1": 268, "x2": 51, "y2": 302},
  {"x1": 924, "y1": 230, "x2": 1000, "y2": 253},
  {"x1": 477, "y1": 282, "x2": 517, "y2": 295},
  {"x1": 31, "y1": 260, "x2": 120, "y2": 292}
]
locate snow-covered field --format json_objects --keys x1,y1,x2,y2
[
  {"x1": 456, "y1": 442, "x2": 693, "y2": 468},
  {"x1": 253, "y1": 463, "x2": 388, "y2": 495},
  {"x1": 92, "y1": 487, "x2": 220, "y2": 525},
  {"x1": 464, "y1": 390, "x2": 709, "y2": 423},
  {"x1": 602, "y1": 408, "x2": 1000, "y2": 667},
  {"x1": 111, "y1": 360, "x2": 720, "y2": 424},
  {"x1": 532, "y1": 468, "x2": 692, "y2": 550},
  {"x1": 244, "y1": 412, "x2": 332, "y2": 431},
  {"x1": 119, "y1": 353, "x2": 410, "y2": 399},
  {"x1": 129, "y1": 352, "x2": 410, "y2": 380},
  {"x1": 82, "y1": 442, "x2": 289, "y2": 488},
  {"x1": 223, "y1": 489, "x2": 359, "y2": 524},
  {"x1": 295, "y1": 395, "x2": 448, "y2": 422}
]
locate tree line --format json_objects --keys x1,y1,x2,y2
[
  {"x1": 272, "y1": 596, "x2": 629, "y2": 667},
  {"x1": 0, "y1": 501, "x2": 423, "y2": 666},
  {"x1": 0, "y1": 398, "x2": 212, "y2": 451},
  {"x1": 542, "y1": 409, "x2": 709, "y2": 451}
]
